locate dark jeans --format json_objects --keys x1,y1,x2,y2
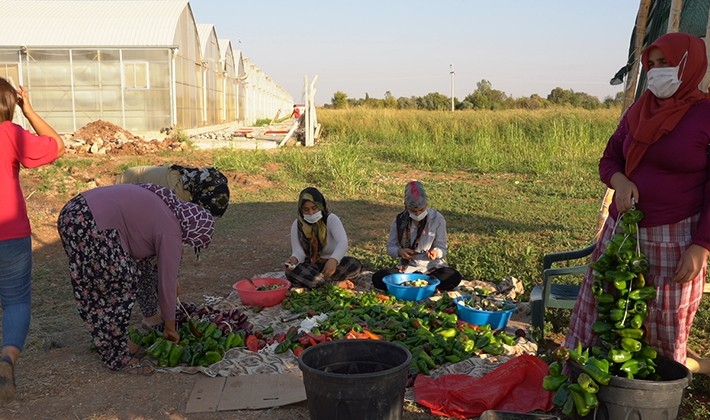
[{"x1": 371, "y1": 266, "x2": 462, "y2": 291}]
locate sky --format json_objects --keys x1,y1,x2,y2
[{"x1": 189, "y1": 1, "x2": 642, "y2": 105}]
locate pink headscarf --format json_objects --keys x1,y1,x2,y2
[{"x1": 624, "y1": 32, "x2": 708, "y2": 176}]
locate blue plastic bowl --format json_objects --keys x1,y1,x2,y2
[
  {"x1": 454, "y1": 295, "x2": 516, "y2": 330},
  {"x1": 382, "y1": 273, "x2": 440, "y2": 301}
]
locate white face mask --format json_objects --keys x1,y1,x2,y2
[
  {"x1": 646, "y1": 52, "x2": 687, "y2": 99},
  {"x1": 303, "y1": 211, "x2": 322, "y2": 224},
  {"x1": 409, "y1": 209, "x2": 428, "y2": 222}
]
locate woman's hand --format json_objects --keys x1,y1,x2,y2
[
  {"x1": 163, "y1": 320, "x2": 180, "y2": 343},
  {"x1": 284, "y1": 257, "x2": 298, "y2": 271},
  {"x1": 673, "y1": 244, "x2": 710, "y2": 283},
  {"x1": 398, "y1": 248, "x2": 414, "y2": 261},
  {"x1": 426, "y1": 248, "x2": 441, "y2": 259},
  {"x1": 337, "y1": 280, "x2": 355, "y2": 290},
  {"x1": 322, "y1": 258, "x2": 337, "y2": 278},
  {"x1": 610, "y1": 172, "x2": 639, "y2": 213}
]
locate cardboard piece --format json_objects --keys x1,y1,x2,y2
[{"x1": 186, "y1": 372, "x2": 307, "y2": 413}]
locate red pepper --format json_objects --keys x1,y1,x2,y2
[
  {"x1": 292, "y1": 346, "x2": 304, "y2": 357},
  {"x1": 245, "y1": 334, "x2": 259, "y2": 352}
]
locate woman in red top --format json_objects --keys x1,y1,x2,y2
[{"x1": 0, "y1": 77, "x2": 65, "y2": 400}]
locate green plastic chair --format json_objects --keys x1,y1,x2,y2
[{"x1": 529, "y1": 243, "x2": 596, "y2": 332}]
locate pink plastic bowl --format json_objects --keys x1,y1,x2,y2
[{"x1": 233, "y1": 277, "x2": 291, "y2": 307}]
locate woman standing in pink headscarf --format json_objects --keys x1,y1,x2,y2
[{"x1": 564, "y1": 32, "x2": 710, "y2": 374}]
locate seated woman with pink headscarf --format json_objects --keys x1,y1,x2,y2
[{"x1": 371, "y1": 180, "x2": 462, "y2": 291}]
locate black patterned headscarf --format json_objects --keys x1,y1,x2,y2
[
  {"x1": 171, "y1": 165, "x2": 230, "y2": 217},
  {"x1": 296, "y1": 187, "x2": 329, "y2": 264},
  {"x1": 139, "y1": 183, "x2": 214, "y2": 258}
]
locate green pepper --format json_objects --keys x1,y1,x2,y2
[
  {"x1": 630, "y1": 313, "x2": 644, "y2": 329},
  {"x1": 568, "y1": 383, "x2": 591, "y2": 417},
  {"x1": 590, "y1": 254, "x2": 612, "y2": 272},
  {"x1": 444, "y1": 354, "x2": 461, "y2": 364},
  {"x1": 168, "y1": 344, "x2": 184, "y2": 367},
  {"x1": 609, "y1": 308, "x2": 627, "y2": 322},
  {"x1": 633, "y1": 300, "x2": 648, "y2": 314},
  {"x1": 552, "y1": 382, "x2": 571, "y2": 408},
  {"x1": 261, "y1": 325, "x2": 274, "y2": 335},
  {"x1": 629, "y1": 256, "x2": 649, "y2": 274},
  {"x1": 146, "y1": 337, "x2": 168, "y2": 359},
  {"x1": 274, "y1": 340, "x2": 291, "y2": 354},
  {"x1": 633, "y1": 273, "x2": 646, "y2": 288},
  {"x1": 614, "y1": 328, "x2": 644, "y2": 339},
  {"x1": 587, "y1": 356, "x2": 610, "y2": 373},
  {"x1": 591, "y1": 280, "x2": 604, "y2": 296},
  {"x1": 604, "y1": 270, "x2": 634, "y2": 283},
  {"x1": 580, "y1": 360, "x2": 611, "y2": 385},
  {"x1": 623, "y1": 209, "x2": 644, "y2": 224},
  {"x1": 419, "y1": 351, "x2": 437, "y2": 369},
  {"x1": 576, "y1": 372, "x2": 599, "y2": 394},
  {"x1": 597, "y1": 302, "x2": 615, "y2": 315},
  {"x1": 613, "y1": 278, "x2": 628, "y2": 291},
  {"x1": 615, "y1": 298, "x2": 628, "y2": 310},
  {"x1": 619, "y1": 358, "x2": 646, "y2": 378},
  {"x1": 548, "y1": 361, "x2": 563, "y2": 376},
  {"x1": 621, "y1": 337, "x2": 642, "y2": 353},
  {"x1": 562, "y1": 393, "x2": 575, "y2": 417},
  {"x1": 568, "y1": 342, "x2": 588, "y2": 365},
  {"x1": 202, "y1": 323, "x2": 218, "y2": 339},
  {"x1": 609, "y1": 348, "x2": 633, "y2": 364},
  {"x1": 158, "y1": 341, "x2": 174, "y2": 367},
  {"x1": 437, "y1": 328, "x2": 457, "y2": 338},
  {"x1": 204, "y1": 350, "x2": 222, "y2": 364},
  {"x1": 543, "y1": 375, "x2": 569, "y2": 392},
  {"x1": 592, "y1": 320, "x2": 613, "y2": 334},
  {"x1": 595, "y1": 292, "x2": 615, "y2": 304},
  {"x1": 638, "y1": 345, "x2": 658, "y2": 360},
  {"x1": 416, "y1": 358, "x2": 430, "y2": 375},
  {"x1": 482, "y1": 344, "x2": 504, "y2": 355},
  {"x1": 628, "y1": 286, "x2": 657, "y2": 301},
  {"x1": 181, "y1": 346, "x2": 192, "y2": 364}
]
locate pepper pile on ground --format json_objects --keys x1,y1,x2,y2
[
  {"x1": 129, "y1": 302, "x2": 258, "y2": 367},
  {"x1": 543, "y1": 208, "x2": 660, "y2": 417},
  {"x1": 280, "y1": 285, "x2": 521, "y2": 375}
]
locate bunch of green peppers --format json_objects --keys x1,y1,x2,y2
[
  {"x1": 130, "y1": 319, "x2": 246, "y2": 368},
  {"x1": 545, "y1": 209, "x2": 661, "y2": 417}
]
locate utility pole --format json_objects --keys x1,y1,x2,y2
[{"x1": 449, "y1": 64, "x2": 455, "y2": 111}]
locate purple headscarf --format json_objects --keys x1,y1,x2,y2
[{"x1": 139, "y1": 183, "x2": 214, "y2": 255}]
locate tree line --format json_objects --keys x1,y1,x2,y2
[{"x1": 325, "y1": 79, "x2": 624, "y2": 110}]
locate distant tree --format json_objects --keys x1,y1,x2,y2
[
  {"x1": 514, "y1": 94, "x2": 548, "y2": 110},
  {"x1": 416, "y1": 92, "x2": 450, "y2": 110},
  {"x1": 331, "y1": 91, "x2": 349, "y2": 109},
  {"x1": 464, "y1": 79, "x2": 512, "y2": 110},
  {"x1": 384, "y1": 91, "x2": 398, "y2": 109},
  {"x1": 547, "y1": 87, "x2": 577, "y2": 106},
  {"x1": 397, "y1": 96, "x2": 418, "y2": 109}
]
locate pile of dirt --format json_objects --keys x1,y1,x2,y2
[{"x1": 64, "y1": 119, "x2": 188, "y2": 155}]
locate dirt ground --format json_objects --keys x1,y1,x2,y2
[{"x1": 0, "y1": 125, "x2": 444, "y2": 420}]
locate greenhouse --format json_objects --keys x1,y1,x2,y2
[{"x1": 0, "y1": 0, "x2": 293, "y2": 134}]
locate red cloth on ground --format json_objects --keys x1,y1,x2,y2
[{"x1": 413, "y1": 354, "x2": 554, "y2": 419}]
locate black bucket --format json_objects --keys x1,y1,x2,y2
[
  {"x1": 576, "y1": 356, "x2": 691, "y2": 420},
  {"x1": 298, "y1": 340, "x2": 412, "y2": 420}
]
